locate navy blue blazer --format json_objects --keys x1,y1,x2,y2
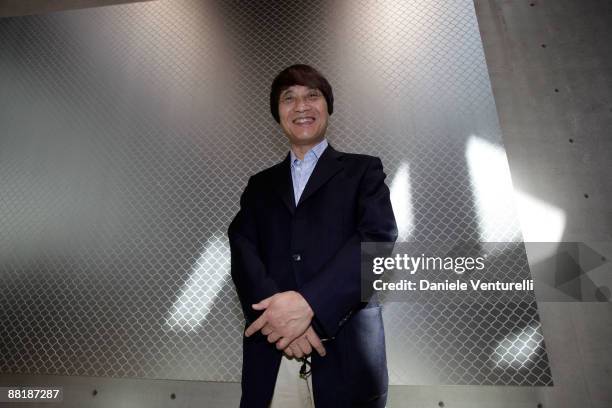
[{"x1": 228, "y1": 144, "x2": 398, "y2": 407}]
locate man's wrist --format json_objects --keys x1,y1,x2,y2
[{"x1": 293, "y1": 290, "x2": 314, "y2": 319}]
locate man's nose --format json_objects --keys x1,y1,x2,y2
[{"x1": 294, "y1": 96, "x2": 311, "y2": 112}]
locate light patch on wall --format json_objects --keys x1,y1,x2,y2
[
  {"x1": 492, "y1": 322, "x2": 543, "y2": 370},
  {"x1": 512, "y1": 191, "x2": 566, "y2": 243},
  {"x1": 165, "y1": 233, "x2": 230, "y2": 332},
  {"x1": 390, "y1": 162, "x2": 414, "y2": 240},
  {"x1": 466, "y1": 134, "x2": 566, "y2": 244},
  {"x1": 466, "y1": 136, "x2": 530, "y2": 242},
  {"x1": 466, "y1": 135, "x2": 521, "y2": 241}
]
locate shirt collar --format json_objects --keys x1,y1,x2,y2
[{"x1": 290, "y1": 138, "x2": 328, "y2": 165}]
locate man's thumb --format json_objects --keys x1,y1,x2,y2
[{"x1": 252, "y1": 296, "x2": 272, "y2": 310}]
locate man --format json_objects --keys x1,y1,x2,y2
[{"x1": 228, "y1": 64, "x2": 397, "y2": 407}]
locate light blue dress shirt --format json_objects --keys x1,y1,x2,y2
[{"x1": 290, "y1": 138, "x2": 328, "y2": 205}]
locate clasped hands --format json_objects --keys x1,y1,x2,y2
[{"x1": 244, "y1": 291, "x2": 326, "y2": 358}]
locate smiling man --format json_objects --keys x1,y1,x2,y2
[{"x1": 228, "y1": 64, "x2": 397, "y2": 407}]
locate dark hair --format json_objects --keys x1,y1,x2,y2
[{"x1": 269, "y1": 64, "x2": 334, "y2": 123}]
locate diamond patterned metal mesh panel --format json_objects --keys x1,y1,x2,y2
[{"x1": 0, "y1": 0, "x2": 552, "y2": 385}]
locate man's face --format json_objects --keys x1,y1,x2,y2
[{"x1": 278, "y1": 85, "x2": 329, "y2": 147}]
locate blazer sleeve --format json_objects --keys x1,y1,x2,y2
[
  {"x1": 228, "y1": 176, "x2": 280, "y2": 324},
  {"x1": 298, "y1": 156, "x2": 398, "y2": 338}
]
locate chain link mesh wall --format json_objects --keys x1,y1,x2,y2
[{"x1": 0, "y1": 0, "x2": 552, "y2": 385}]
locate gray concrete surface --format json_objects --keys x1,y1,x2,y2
[{"x1": 475, "y1": 1, "x2": 612, "y2": 407}]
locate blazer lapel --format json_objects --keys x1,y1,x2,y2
[
  {"x1": 297, "y1": 144, "x2": 344, "y2": 207},
  {"x1": 274, "y1": 152, "x2": 296, "y2": 215}
]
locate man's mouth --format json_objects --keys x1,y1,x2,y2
[{"x1": 293, "y1": 117, "x2": 315, "y2": 125}]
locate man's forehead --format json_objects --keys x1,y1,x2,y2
[{"x1": 281, "y1": 85, "x2": 319, "y2": 94}]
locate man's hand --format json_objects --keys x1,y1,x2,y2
[
  {"x1": 283, "y1": 326, "x2": 326, "y2": 358},
  {"x1": 244, "y1": 291, "x2": 314, "y2": 349}
]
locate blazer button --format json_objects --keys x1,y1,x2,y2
[{"x1": 292, "y1": 253, "x2": 302, "y2": 261}]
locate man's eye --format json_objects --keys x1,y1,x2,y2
[
  {"x1": 282, "y1": 96, "x2": 294, "y2": 102},
  {"x1": 308, "y1": 92, "x2": 320, "y2": 98}
]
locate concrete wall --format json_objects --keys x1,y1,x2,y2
[{"x1": 475, "y1": 1, "x2": 612, "y2": 407}]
